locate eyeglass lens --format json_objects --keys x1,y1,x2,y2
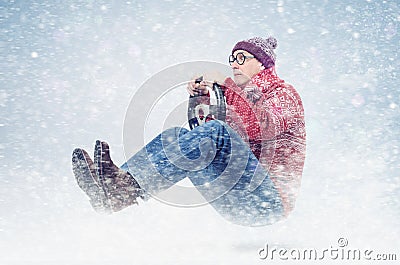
[{"x1": 229, "y1": 53, "x2": 246, "y2": 65}]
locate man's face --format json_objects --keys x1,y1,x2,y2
[{"x1": 230, "y1": 50, "x2": 263, "y2": 88}]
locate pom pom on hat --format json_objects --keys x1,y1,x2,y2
[{"x1": 232, "y1": 36, "x2": 278, "y2": 69}]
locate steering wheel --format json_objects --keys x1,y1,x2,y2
[{"x1": 187, "y1": 77, "x2": 226, "y2": 130}]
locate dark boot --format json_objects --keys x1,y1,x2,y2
[
  {"x1": 94, "y1": 140, "x2": 144, "y2": 212},
  {"x1": 72, "y1": 148, "x2": 112, "y2": 213}
]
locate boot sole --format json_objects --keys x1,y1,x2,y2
[
  {"x1": 94, "y1": 140, "x2": 144, "y2": 212},
  {"x1": 94, "y1": 140, "x2": 110, "y2": 197},
  {"x1": 72, "y1": 148, "x2": 111, "y2": 213}
]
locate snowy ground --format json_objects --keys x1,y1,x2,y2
[
  {"x1": 1, "y1": 0, "x2": 399, "y2": 264},
  {"x1": 1, "y1": 163, "x2": 399, "y2": 265}
]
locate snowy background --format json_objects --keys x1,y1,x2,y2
[{"x1": 1, "y1": 0, "x2": 399, "y2": 264}]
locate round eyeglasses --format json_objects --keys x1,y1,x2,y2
[{"x1": 229, "y1": 52, "x2": 255, "y2": 65}]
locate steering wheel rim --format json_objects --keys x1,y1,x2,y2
[{"x1": 187, "y1": 82, "x2": 226, "y2": 130}]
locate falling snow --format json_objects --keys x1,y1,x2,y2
[{"x1": 1, "y1": 0, "x2": 399, "y2": 264}]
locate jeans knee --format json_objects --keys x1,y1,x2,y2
[
  {"x1": 203, "y1": 120, "x2": 227, "y2": 131},
  {"x1": 160, "y1": 127, "x2": 188, "y2": 141},
  {"x1": 173, "y1": 127, "x2": 188, "y2": 138}
]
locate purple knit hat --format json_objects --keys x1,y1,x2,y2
[{"x1": 232, "y1": 36, "x2": 278, "y2": 69}]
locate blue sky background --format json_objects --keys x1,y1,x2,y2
[{"x1": 1, "y1": 0, "x2": 399, "y2": 264}]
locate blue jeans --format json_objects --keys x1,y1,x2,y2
[{"x1": 121, "y1": 120, "x2": 283, "y2": 226}]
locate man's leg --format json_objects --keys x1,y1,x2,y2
[
  {"x1": 179, "y1": 120, "x2": 284, "y2": 226},
  {"x1": 122, "y1": 120, "x2": 283, "y2": 226},
  {"x1": 121, "y1": 122, "x2": 243, "y2": 200},
  {"x1": 73, "y1": 126, "x2": 196, "y2": 213},
  {"x1": 120, "y1": 126, "x2": 191, "y2": 199}
]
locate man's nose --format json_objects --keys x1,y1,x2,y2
[{"x1": 230, "y1": 61, "x2": 239, "y2": 69}]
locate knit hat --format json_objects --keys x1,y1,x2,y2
[{"x1": 232, "y1": 36, "x2": 278, "y2": 69}]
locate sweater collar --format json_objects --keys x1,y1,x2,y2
[
  {"x1": 250, "y1": 67, "x2": 284, "y2": 94},
  {"x1": 223, "y1": 67, "x2": 284, "y2": 96}
]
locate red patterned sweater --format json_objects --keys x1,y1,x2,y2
[{"x1": 222, "y1": 68, "x2": 306, "y2": 215}]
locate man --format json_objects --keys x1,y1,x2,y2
[{"x1": 72, "y1": 36, "x2": 306, "y2": 226}]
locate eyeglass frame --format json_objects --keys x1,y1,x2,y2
[{"x1": 228, "y1": 52, "x2": 255, "y2": 65}]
